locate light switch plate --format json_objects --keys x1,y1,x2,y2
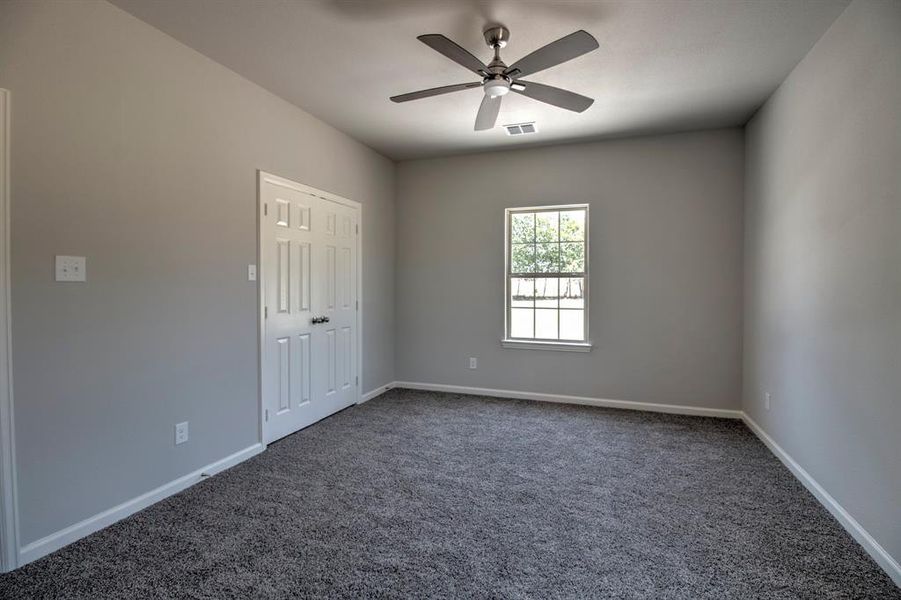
[
  {"x1": 55, "y1": 256, "x2": 86, "y2": 282},
  {"x1": 247, "y1": 264, "x2": 257, "y2": 281}
]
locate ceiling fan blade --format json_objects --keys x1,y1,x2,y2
[
  {"x1": 474, "y1": 94, "x2": 502, "y2": 131},
  {"x1": 418, "y1": 34, "x2": 488, "y2": 76},
  {"x1": 512, "y1": 80, "x2": 594, "y2": 113},
  {"x1": 390, "y1": 82, "x2": 482, "y2": 103},
  {"x1": 504, "y1": 30, "x2": 599, "y2": 78}
]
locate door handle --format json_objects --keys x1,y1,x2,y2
[{"x1": 311, "y1": 316, "x2": 331, "y2": 325}]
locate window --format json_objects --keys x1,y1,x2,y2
[{"x1": 503, "y1": 205, "x2": 590, "y2": 351}]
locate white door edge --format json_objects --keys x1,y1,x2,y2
[
  {"x1": 257, "y1": 171, "x2": 362, "y2": 445},
  {"x1": 0, "y1": 88, "x2": 20, "y2": 572}
]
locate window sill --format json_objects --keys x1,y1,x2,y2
[{"x1": 500, "y1": 339, "x2": 593, "y2": 353}]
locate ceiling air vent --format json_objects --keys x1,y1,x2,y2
[{"x1": 504, "y1": 122, "x2": 537, "y2": 136}]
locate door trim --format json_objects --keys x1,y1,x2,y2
[
  {"x1": 0, "y1": 88, "x2": 20, "y2": 572},
  {"x1": 256, "y1": 171, "x2": 362, "y2": 444}
]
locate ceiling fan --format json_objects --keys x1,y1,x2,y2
[{"x1": 390, "y1": 26, "x2": 599, "y2": 131}]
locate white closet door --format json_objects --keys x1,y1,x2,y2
[{"x1": 260, "y1": 176, "x2": 359, "y2": 444}]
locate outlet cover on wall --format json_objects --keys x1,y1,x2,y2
[
  {"x1": 765, "y1": 392, "x2": 771, "y2": 411},
  {"x1": 55, "y1": 255, "x2": 86, "y2": 282},
  {"x1": 175, "y1": 421, "x2": 189, "y2": 445},
  {"x1": 469, "y1": 357, "x2": 478, "y2": 369}
]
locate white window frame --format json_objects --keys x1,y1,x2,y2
[{"x1": 502, "y1": 204, "x2": 592, "y2": 352}]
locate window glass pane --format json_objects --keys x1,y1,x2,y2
[
  {"x1": 511, "y1": 213, "x2": 535, "y2": 243},
  {"x1": 560, "y1": 309, "x2": 584, "y2": 341},
  {"x1": 535, "y1": 243, "x2": 559, "y2": 273},
  {"x1": 535, "y1": 309, "x2": 558, "y2": 339},
  {"x1": 560, "y1": 210, "x2": 585, "y2": 241},
  {"x1": 535, "y1": 278, "x2": 559, "y2": 308},
  {"x1": 511, "y1": 243, "x2": 535, "y2": 273},
  {"x1": 560, "y1": 242, "x2": 584, "y2": 273},
  {"x1": 510, "y1": 278, "x2": 534, "y2": 308},
  {"x1": 560, "y1": 277, "x2": 585, "y2": 308},
  {"x1": 511, "y1": 308, "x2": 534, "y2": 338},
  {"x1": 507, "y1": 206, "x2": 587, "y2": 343},
  {"x1": 535, "y1": 212, "x2": 559, "y2": 243}
]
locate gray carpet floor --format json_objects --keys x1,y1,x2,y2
[{"x1": 1, "y1": 388, "x2": 897, "y2": 599}]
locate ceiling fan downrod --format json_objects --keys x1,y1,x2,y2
[{"x1": 483, "y1": 26, "x2": 512, "y2": 97}]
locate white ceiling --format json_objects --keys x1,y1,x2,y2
[{"x1": 110, "y1": 0, "x2": 849, "y2": 160}]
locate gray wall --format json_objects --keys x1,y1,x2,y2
[
  {"x1": 0, "y1": 0, "x2": 395, "y2": 545},
  {"x1": 743, "y1": 0, "x2": 900, "y2": 564},
  {"x1": 396, "y1": 129, "x2": 744, "y2": 410}
]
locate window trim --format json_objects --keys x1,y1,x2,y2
[
  {"x1": 500, "y1": 339, "x2": 593, "y2": 352},
  {"x1": 502, "y1": 204, "x2": 592, "y2": 351}
]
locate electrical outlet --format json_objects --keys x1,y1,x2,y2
[
  {"x1": 765, "y1": 392, "x2": 771, "y2": 411},
  {"x1": 469, "y1": 357, "x2": 478, "y2": 369},
  {"x1": 175, "y1": 421, "x2": 189, "y2": 445}
]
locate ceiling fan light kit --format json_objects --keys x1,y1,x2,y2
[
  {"x1": 390, "y1": 25, "x2": 599, "y2": 131},
  {"x1": 483, "y1": 78, "x2": 511, "y2": 98}
]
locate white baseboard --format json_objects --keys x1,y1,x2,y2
[
  {"x1": 17, "y1": 443, "x2": 264, "y2": 568},
  {"x1": 393, "y1": 381, "x2": 743, "y2": 419},
  {"x1": 359, "y1": 384, "x2": 393, "y2": 404},
  {"x1": 13, "y1": 387, "x2": 896, "y2": 587},
  {"x1": 742, "y1": 414, "x2": 901, "y2": 587}
]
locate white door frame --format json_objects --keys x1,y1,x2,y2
[
  {"x1": 0, "y1": 89, "x2": 20, "y2": 572},
  {"x1": 256, "y1": 171, "x2": 362, "y2": 443}
]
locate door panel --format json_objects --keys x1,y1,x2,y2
[
  {"x1": 297, "y1": 203, "x2": 311, "y2": 231},
  {"x1": 277, "y1": 337, "x2": 290, "y2": 413},
  {"x1": 276, "y1": 239, "x2": 290, "y2": 313},
  {"x1": 340, "y1": 326, "x2": 352, "y2": 390},
  {"x1": 326, "y1": 245, "x2": 336, "y2": 310},
  {"x1": 276, "y1": 198, "x2": 290, "y2": 227},
  {"x1": 340, "y1": 247, "x2": 351, "y2": 310},
  {"x1": 326, "y1": 327, "x2": 336, "y2": 396},
  {"x1": 296, "y1": 333, "x2": 311, "y2": 407},
  {"x1": 298, "y1": 243, "x2": 310, "y2": 311},
  {"x1": 261, "y1": 176, "x2": 359, "y2": 444}
]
